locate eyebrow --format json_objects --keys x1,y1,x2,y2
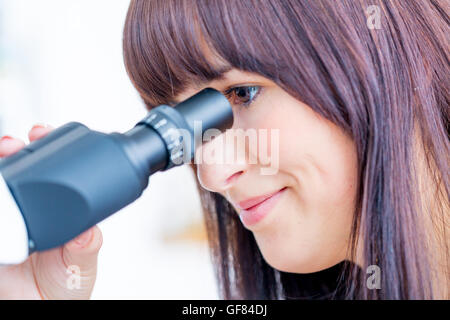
[{"x1": 170, "y1": 65, "x2": 233, "y2": 105}]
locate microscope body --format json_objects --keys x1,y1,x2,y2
[{"x1": 0, "y1": 88, "x2": 233, "y2": 265}]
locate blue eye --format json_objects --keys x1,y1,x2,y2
[{"x1": 223, "y1": 85, "x2": 261, "y2": 107}]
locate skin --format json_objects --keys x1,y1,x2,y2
[
  {"x1": 0, "y1": 125, "x2": 102, "y2": 299},
  {"x1": 175, "y1": 68, "x2": 359, "y2": 273}
]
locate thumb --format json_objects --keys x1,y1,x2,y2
[
  {"x1": 61, "y1": 226, "x2": 103, "y2": 298},
  {"x1": 32, "y1": 225, "x2": 103, "y2": 299}
]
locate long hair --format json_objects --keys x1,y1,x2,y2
[{"x1": 123, "y1": 0, "x2": 449, "y2": 299}]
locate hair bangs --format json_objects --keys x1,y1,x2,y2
[{"x1": 123, "y1": 0, "x2": 288, "y2": 108}]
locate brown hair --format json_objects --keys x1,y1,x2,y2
[{"x1": 123, "y1": 0, "x2": 449, "y2": 299}]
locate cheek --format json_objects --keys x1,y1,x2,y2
[
  {"x1": 276, "y1": 100, "x2": 358, "y2": 207},
  {"x1": 299, "y1": 129, "x2": 358, "y2": 208},
  {"x1": 249, "y1": 95, "x2": 359, "y2": 272},
  {"x1": 246, "y1": 92, "x2": 358, "y2": 210}
]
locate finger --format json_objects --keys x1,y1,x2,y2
[
  {"x1": 0, "y1": 136, "x2": 26, "y2": 158},
  {"x1": 28, "y1": 124, "x2": 53, "y2": 142},
  {"x1": 61, "y1": 226, "x2": 103, "y2": 299},
  {"x1": 31, "y1": 226, "x2": 103, "y2": 300},
  {"x1": 63, "y1": 225, "x2": 103, "y2": 273}
]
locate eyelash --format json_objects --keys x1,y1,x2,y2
[{"x1": 223, "y1": 85, "x2": 262, "y2": 108}]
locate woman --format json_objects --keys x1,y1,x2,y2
[{"x1": 0, "y1": 0, "x2": 448, "y2": 299}]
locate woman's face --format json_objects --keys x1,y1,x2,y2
[{"x1": 174, "y1": 67, "x2": 359, "y2": 273}]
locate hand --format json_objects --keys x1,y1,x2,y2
[{"x1": 0, "y1": 124, "x2": 103, "y2": 299}]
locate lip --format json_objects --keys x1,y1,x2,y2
[{"x1": 237, "y1": 187, "x2": 287, "y2": 227}]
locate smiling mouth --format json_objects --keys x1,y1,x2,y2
[
  {"x1": 238, "y1": 187, "x2": 287, "y2": 210},
  {"x1": 237, "y1": 187, "x2": 287, "y2": 227}
]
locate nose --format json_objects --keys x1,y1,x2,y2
[{"x1": 195, "y1": 129, "x2": 250, "y2": 193}]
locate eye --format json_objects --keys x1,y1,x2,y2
[{"x1": 223, "y1": 85, "x2": 262, "y2": 107}]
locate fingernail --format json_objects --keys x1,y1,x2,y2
[
  {"x1": 0, "y1": 136, "x2": 14, "y2": 148},
  {"x1": 74, "y1": 229, "x2": 93, "y2": 247},
  {"x1": 31, "y1": 124, "x2": 46, "y2": 130},
  {"x1": 1, "y1": 135, "x2": 13, "y2": 141}
]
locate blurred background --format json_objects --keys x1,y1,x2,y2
[{"x1": 0, "y1": 0, "x2": 218, "y2": 299}]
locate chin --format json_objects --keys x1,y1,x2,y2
[{"x1": 258, "y1": 246, "x2": 344, "y2": 274}]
